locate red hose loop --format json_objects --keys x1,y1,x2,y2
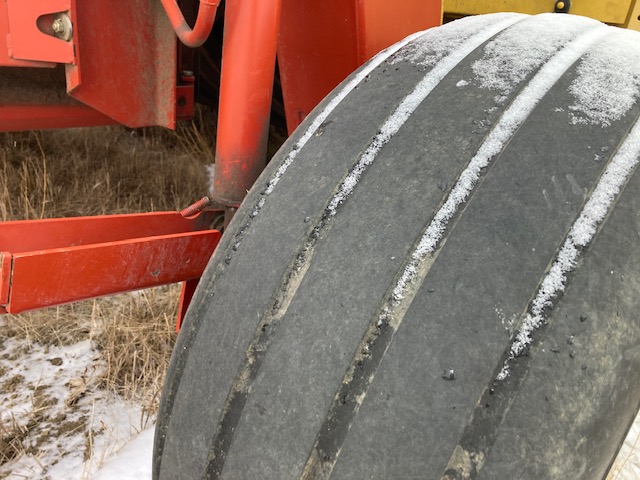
[{"x1": 161, "y1": 0, "x2": 220, "y2": 48}]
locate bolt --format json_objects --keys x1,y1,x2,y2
[
  {"x1": 441, "y1": 369, "x2": 456, "y2": 381},
  {"x1": 52, "y1": 19, "x2": 64, "y2": 33},
  {"x1": 51, "y1": 14, "x2": 73, "y2": 41}
]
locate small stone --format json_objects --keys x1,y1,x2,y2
[
  {"x1": 48, "y1": 357, "x2": 63, "y2": 366},
  {"x1": 441, "y1": 369, "x2": 455, "y2": 381}
]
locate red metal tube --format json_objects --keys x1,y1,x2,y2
[
  {"x1": 161, "y1": 0, "x2": 219, "y2": 48},
  {"x1": 213, "y1": 0, "x2": 282, "y2": 206}
]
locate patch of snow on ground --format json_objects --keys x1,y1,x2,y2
[
  {"x1": 0, "y1": 336, "x2": 150, "y2": 479},
  {"x1": 92, "y1": 427, "x2": 154, "y2": 480}
]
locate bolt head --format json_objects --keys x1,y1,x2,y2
[{"x1": 52, "y1": 19, "x2": 63, "y2": 33}]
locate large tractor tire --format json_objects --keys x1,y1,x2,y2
[{"x1": 154, "y1": 13, "x2": 640, "y2": 479}]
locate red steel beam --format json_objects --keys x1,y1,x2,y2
[
  {"x1": 176, "y1": 278, "x2": 199, "y2": 331},
  {"x1": 0, "y1": 104, "x2": 114, "y2": 132},
  {"x1": 0, "y1": 212, "x2": 220, "y2": 314},
  {"x1": 0, "y1": 212, "x2": 211, "y2": 252}
]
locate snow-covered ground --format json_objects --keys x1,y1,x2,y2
[
  {"x1": 0, "y1": 332, "x2": 638, "y2": 479},
  {"x1": 92, "y1": 428, "x2": 153, "y2": 480},
  {"x1": 0, "y1": 335, "x2": 153, "y2": 479}
]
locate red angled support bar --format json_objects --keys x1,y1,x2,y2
[{"x1": 0, "y1": 211, "x2": 221, "y2": 316}]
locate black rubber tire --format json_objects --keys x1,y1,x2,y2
[{"x1": 154, "y1": 13, "x2": 640, "y2": 479}]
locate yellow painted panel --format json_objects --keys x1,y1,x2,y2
[
  {"x1": 444, "y1": 0, "x2": 633, "y2": 25},
  {"x1": 625, "y1": 0, "x2": 640, "y2": 30}
]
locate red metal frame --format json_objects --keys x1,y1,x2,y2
[
  {"x1": 0, "y1": 104, "x2": 113, "y2": 132},
  {"x1": 1, "y1": 0, "x2": 75, "y2": 66},
  {"x1": 0, "y1": 0, "x2": 443, "y2": 323},
  {"x1": 0, "y1": 212, "x2": 220, "y2": 314},
  {"x1": 66, "y1": 0, "x2": 178, "y2": 128},
  {"x1": 278, "y1": 0, "x2": 442, "y2": 132},
  {"x1": 176, "y1": 278, "x2": 200, "y2": 330},
  {"x1": 212, "y1": 0, "x2": 282, "y2": 207}
]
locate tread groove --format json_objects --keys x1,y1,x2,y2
[
  {"x1": 442, "y1": 111, "x2": 640, "y2": 479},
  {"x1": 201, "y1": 17, "x2": 525, "y2": 478},
  {"x1": 301, "y1": 26, "x2": 610, "y2": 479},
  {"x1": 154, "y1": 23, "x2": 419, "y2": 479},
  {"x1": 154, "y1": 13, "x2": 640, "y2": 480}
]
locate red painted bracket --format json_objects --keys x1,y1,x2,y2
[
  {"x1": 65, "y1": 0, "x2": 177, "y2": 129},
  {"x1": 0, "y1": 211, "x2": 220, "y2": 314},
  {"x1": 5, "y1": 0, "x2": 76, "y2": 64}
]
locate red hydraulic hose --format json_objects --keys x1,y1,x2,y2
[{"x1": 161, "y1": 0, "x2": 220, "y2": 48}]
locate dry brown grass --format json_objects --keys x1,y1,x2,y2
[
  {"x1": 93, "y1": 287, "x2": 180, "y2": 414},
  {"x1": 0, "y1": 109, "x2": 214, "y2": 221},
  {"x1": 0, "y1": 109, "x2": 216, "y2": 468}
]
